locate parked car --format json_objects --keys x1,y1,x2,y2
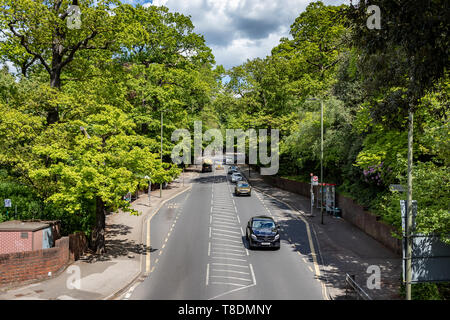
[
  {"x1": 231, "y1": 172, "x2": 243, "y2": 183},
  {"x1": 235, "y1": 181, "x2": 251, "y2": 196},
  {"x1": 246, "y1": 216, "x2": 280, "y2": 249}
]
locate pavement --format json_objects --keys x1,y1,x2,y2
[
  {"x1": 239, "y1": 164, "x2": 402, "y2": 300},
  {"x1": 0, "y1": 170, "x2": 196, "y2": 300}
]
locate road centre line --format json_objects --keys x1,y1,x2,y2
[{"x1": 206, "y1": 263, "x2": 210, "y2": 286}]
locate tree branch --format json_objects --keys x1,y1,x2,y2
[{"x1": 8, "y1": 22, "x2": 51, "y2": 74}]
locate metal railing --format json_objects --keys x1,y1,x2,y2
[{"x1": 345, "y1": 274, "x2": 372, "y2": 300}]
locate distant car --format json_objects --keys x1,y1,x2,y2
[
  {"x1": 246, "y1": 216, "x2": 280, "y2": 249},
  {"x1": 235, "y1": 181, "x2": 251, "y2": 196},
  {"x1": 231, "y1": 172, "x2": 243, "y2": 183},
  {"x1": 228, "y1": 166, "x2": 238, "y2": 174},
  {"x1": 226, "y1": 157, "x2": 234, "y2": 164}
]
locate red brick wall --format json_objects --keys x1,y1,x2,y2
[
  {"x1": 0, "y1": 237, "x2": 70, "y2": 287},
  {"x1": 0, "y1": 231, "x2": 33, "y2": 254}
]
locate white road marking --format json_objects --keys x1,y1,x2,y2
[
  {"x1": 206, "y1": 263, "x2": 210, "y2": 286},
  {"x1": 211, "y1": 269, "x2": 251, "y2": 275},
  {"x1": 211, "y1": 263, "x2": 249, "y2": 269},
  {"x1": 211, "y1": 256, "x2": 247, "y2": 262},
  {"x1": 249, "y1": 263, "x2": 256, "y2": 285},
  {"x1": 211, "y1": 251, "x2": 246, "y2": 257},
  {"x1": 212, "y1": 232, "x2": 242, "y2": 239},
  {"x1": 210, "y1": 275, "x2": 252, "y2": 282},
  {"x1": 211, "y1": 224, "x2": 241, "y2": 230},
  {"x1": 212, "y1": 228, "x2": 241, "y2": 235},
  {"x1": 208, "y1": 242, "x2": 211, "y2": 256},
  {"x1": 213, "y1": 217, "x2": 239, "y2": 228},
  {"x1": 211, "y1": 243, "x2": 244, "y2": 249},
  {"x1": 210, "y1": 282, "x2": 246, "y2": 287},
  {"x1": 211, "y1": 237, "x2": 242, "y2": 244}
]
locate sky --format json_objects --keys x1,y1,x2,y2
[{"x1": 133, "y1": 0, "x2": 349, "y2": 70}]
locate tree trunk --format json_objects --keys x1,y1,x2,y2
[
  {"x1": 47, "y1": 70, "x2": 61, "y2": 124},
  {"x1": 91, "y1": 196, "x2": 107, "y2": 254}
]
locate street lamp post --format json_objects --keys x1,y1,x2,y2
[
  {"x1": 307, "y1": 98, "x2": 324, "y2": 224},
  {"x1": 160, "y1": 110, "x2": 163, "y2": 198},
  {"x1": 145, "y1": 175, "x2": 151, "y2": 205}
]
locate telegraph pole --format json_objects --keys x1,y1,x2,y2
[{"x1": 320, "y1": 99, "x2": 324, "y2": 225}]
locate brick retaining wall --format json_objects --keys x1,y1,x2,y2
[
  {"x1": 0, "y1": 232, "x2": 88, "y2": 287},
  {"x1": 0, "y1": 237, "x2": 70, "y2": 287}
]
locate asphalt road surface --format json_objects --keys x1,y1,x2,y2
[{"x1": 129, "y1": 167, "x2": 326, "y2": 300}]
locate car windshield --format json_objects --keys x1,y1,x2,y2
[
  {"x1": 239, "y1": 183, "x2": 249, "y2": 187},
  {"x1": 252, "y1": 220, "x2": 276, "y2": 230}
]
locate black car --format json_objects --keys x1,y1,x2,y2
[{"x1": 246, "y1": 216, "x2": 280, "y2": 249}]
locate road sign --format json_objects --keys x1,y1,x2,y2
[
  {"x1": 311, "y1": 176, "x2": 319, "y2": 186},
  {"x1": 4, "y1": 199, "x2": 11, "y2": 208}
]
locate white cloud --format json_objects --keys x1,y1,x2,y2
[{"x1": 138, "y1": 0, "x2": 349, "y2": 69}]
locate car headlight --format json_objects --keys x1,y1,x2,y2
[
  {"x1": 251, "y1": 234, "x2": 257, "y2": 240},
  {"x1": 274, "y1": 234, "x2": 280, "y2": 240}
]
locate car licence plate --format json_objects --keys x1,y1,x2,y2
[{"x1": 261, "y1": 242, "x2": 271, "y2": 246}]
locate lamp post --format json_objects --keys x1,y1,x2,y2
[
  {"x1": 306, "y1": 98, "x2": 324, "y2": 225},
  {"x1": 145, "y1": 175, "x2": 151, "y2": 205},
  {"x1": 160, "y1": 110, "x2": 164, "y2": 198}
]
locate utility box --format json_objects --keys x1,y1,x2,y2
[{"x1": 0, "y1": 220, "x2": 55, "y2": 254}]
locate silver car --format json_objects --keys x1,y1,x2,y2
[{"x1": 231, "y1": 172, "x2": 243, "y2": 183}]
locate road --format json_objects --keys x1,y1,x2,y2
[{"x1": 128, "y1": 167, "x2": 326, "y2": 300}]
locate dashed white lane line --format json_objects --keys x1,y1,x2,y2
[
  {"x1": 208, "y1": 242, "x2": 211, "y2": 256},
  {"x1": 206, "y1": 263, "x2": 210, "y2": 286}
]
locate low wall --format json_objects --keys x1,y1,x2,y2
[
  {"x1": 260, "y1": 175, "x2": 401, "y2": 255},
  {"x1": 0, "y1": 237, "x2": 70, "y2": 287}
]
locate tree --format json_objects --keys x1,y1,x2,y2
[
  {"x1": 0, "y1": 0, "x2": 123, "y2": 123},
  {"x1": 348, "y1": 0, "x2": 449, "y2": 300}
]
